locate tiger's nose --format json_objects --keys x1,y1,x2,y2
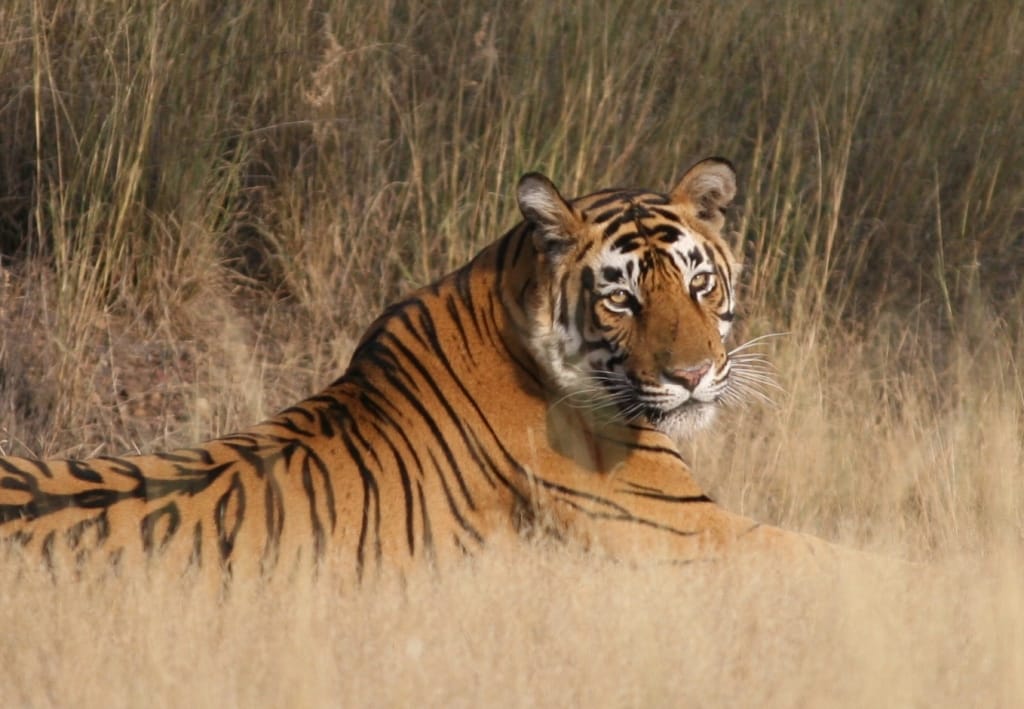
[{"x1": 663, "y1": 361, "x2": 711, "y2": 390}]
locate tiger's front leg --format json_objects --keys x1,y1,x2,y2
[
  {"x1": 518, "y1": 416, "x2": 859, "y2": 567},
  {"x1": 535, "y1": 477, "x2": 870, "y2": 568}
]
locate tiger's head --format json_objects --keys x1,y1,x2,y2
[{"x1": 517, "y1": 158, "x2": 746, "y2": 442}]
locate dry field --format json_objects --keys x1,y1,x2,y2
[{"x1": 1, "y1": 1, "x2": 1023, "y2": 707}]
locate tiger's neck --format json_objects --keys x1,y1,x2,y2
[
  {"x1": 325, "y1": 225, "x2": 706, "y2": 491},
  {"x1": 341, "y1": 224, "x2": 547, "y2": 406}
]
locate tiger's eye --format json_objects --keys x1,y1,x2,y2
[
  {"x1": 607, "y1": 289, "x2": 630, "y2": 306},
  {"x1": 690, "y1": 273, "x2": 711, "y2": 291}
]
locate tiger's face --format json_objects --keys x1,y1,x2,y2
[{"x1": 518, "y1": 158, "x2": 743, "y2": 441}]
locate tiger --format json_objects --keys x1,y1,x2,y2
[{"x1": 0, "y1": 157, "x2": 845, "y2": 582}]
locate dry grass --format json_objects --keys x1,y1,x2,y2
[
  {"x1": 2, "y1": 546, "x2": 1022, "y2": 707},
  {"x1": 1, "y1": 1, "x2": 1023, "y2": 706}
]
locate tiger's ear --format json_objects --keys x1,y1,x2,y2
[
  {"x1": 669, "y1": 157, "x2": 737, "y2": 230},
  {"x1": 517, "y1": 172, "x2": 582, "y2": 258}
]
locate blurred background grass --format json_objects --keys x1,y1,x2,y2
[
  {"x1": 3, "y1": 1, "x2": 1020, "y2": 316},
  {"x1": 0, "y1": 2, "x2": 1022, "y2": 704}
]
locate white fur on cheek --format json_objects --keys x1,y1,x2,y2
[
  {"x1": 525, "y1": 284, "x2": 587, "y2": 394},
  {"x1": 529, "y1": 326, "x2": 585, "y2": 393},
  {"x1": 663, "y1": 406, "x2": 717, "y2": 444}
]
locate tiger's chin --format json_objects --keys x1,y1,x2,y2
[{"x1": 643, "y1": 401, "x2": 719, "y2": 444}]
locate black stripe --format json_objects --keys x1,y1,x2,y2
[
  {"x1": 363, "y1": 409, "x2": 417, "y2": 557},
  {"x1": 151, "y1": 448, "x2": 216, "y2": 465},
  {"x1": 494, "y1": 227, "x2": 514, "y2": 271},
  {"x1": 612, "y1": 232, "x2": 644, "y2": 252},
  {"x1": 601, "y1": 266, "x2": 623, "y2": 283},
  {"x1": 64, "y1": 511, "x2": 109, "y2": 553},
  {"x1": 552, "y1": 497, "x2": 702, "y2": 538},
  {"x1": 415, "y1": 480, "x2": 434, "y2": 560},
  {"x1": 510, "y1": 225, "x2": 529, "y2": 265},
  {"x1": 591, "y1": 430, "x2": 689, "y2": 463},
  {"x1": 328, "y1": 412, "x2": 377, "y2": 580},
  {"x1": 647, "y1": 206, "x2": 680, "y2": 220},
  {"x1": 300, "y1": 447, "x2": 330, "y2": 566},
  {"x1": 646, "y1": 223, "x2": 682, "y2": 240},
  {"x1": 261, "y1": 462, "x2": 285, "y2": 573},
  {"x1": 41, "y1": 530, "x2": 56, "y2": 574},
  {"x1": 142, "y1": 461, "x2": 234, "y2": 499},
  {"x1": 496, "y1": 331, "x2": 545, "y2": 390},
  {"x1": 572, "y1": 239, "x2": 597, "y2": 264},
  {"x1": 445, "y1": 294, "x2": 476, "y2": 364},
  {"x1": 141, "y1": 502, "x2": 181, "y2": 554},
  {"x1": 586, "y1": 192, "x2": 630, "y2": 212},
  {"x1": 557, "y1": 273, "x2": 570, "y2": 328},
  {"x1": 455, "y1": 265, "x2": 485, "y2": 337},
  {"x1": 266, "y1": 415, "x2": 317, "y2": 438},
  {"x1": 68, "y1": 460, "x2": 103, "y2": 484},
  {"x1": 0, "y1": 457, "x2": 47, "y2": 480},
  {"x1": 603, "y1": 215, "x2": 635, "y2": 240},
  {"x1": 617, "y1": 489, "x2": 713, "y2": 504},
  {"x1": 427, "y1": 449, "x2": 484, "y2": 546},
  {"x1": 190, "y1": 521, "x2": 203, "y2": 567},
  {"x1": 279, "y1": 405, "x2": 316, "y2": 423},
  {"x1": 214, "y1": 473, "x2": 245, "y2": 563},
  {"x1": 343, "y1": 415, "x2": 384, "y2": 570},
  {"x1": 592, "y1": 206, "x2": 623, "y2": 223},
  {"x1": 295, "y1": 416, "x2": 339, "y2": 533}
]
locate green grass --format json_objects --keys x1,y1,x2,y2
[{"x1": 0, "y1": 1, "x2": 1022, "y2": 706}]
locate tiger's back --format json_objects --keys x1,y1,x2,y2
[{"x1": 1, "y1": 244, "x2": 550, "y2": 579}]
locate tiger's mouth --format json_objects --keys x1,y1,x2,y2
[
  {"x1": 591, "y1": 374, "x2": 720, "y2": 430},
  {"x1": 567, "y1": 368, "x2": 722, "y2": 438},
  {"x1": 641, "y1": 397, "x2": 713, "y2": 420}
]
